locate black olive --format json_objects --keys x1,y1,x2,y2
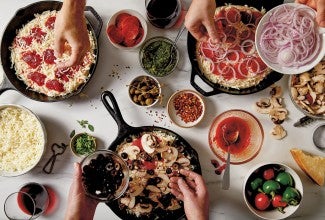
[
  {"x1": 105, "y1": 162, "x2": 114, "y2": 171},
  {"x1": 172, "y1": 162, "x2": 180, "y2": 170},
  {"x1": 121, "y1": 152, "x2": 128, "y2": 160},
  {"x1": 147, "y1": 169, "x2": 154, "y2": 175},
  {"x1": 166, "y1": 167, "x2": 172, "y2": 174},
  {"x1": 126, "y1": 137, "x2": 132, "y2": 143}
]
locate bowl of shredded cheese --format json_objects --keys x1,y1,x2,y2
[{"x1": 0, "y1": 104, "x2": 47, "y2": 176}]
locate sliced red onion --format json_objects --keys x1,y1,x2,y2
[{"x1": 259, "y1": 4, "x2": 320, "y2": 67}]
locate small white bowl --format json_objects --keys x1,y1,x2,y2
[
  {"x1": 106, "y1": 9, "x2": 147, "y2": 50},
  {"x1": 167, "y1": 90, "x2": 205, "y2": 128},
  {"x1": 243, "y1": 162, "x2": 303, "y2": 220},
  {"x1": 128, "y1": 75, "x2": 161, "y2": 107},
  {"x1": 255, "y1": 3, "x2": 325, "y2": 74}
]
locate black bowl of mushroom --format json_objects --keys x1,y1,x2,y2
[
  {"x1": 128, "y1": 75, "x2": 161, "y2": 107},
  {"x1": 289, "y1": 59, "x2": 325, "y2": 120},
  {"x1": 80, "y1": 150, "x2": 129, "y2": 202}
]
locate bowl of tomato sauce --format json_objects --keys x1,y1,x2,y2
[{"x1": 208, "y1": 109, "x2": 264, "y2": 164}]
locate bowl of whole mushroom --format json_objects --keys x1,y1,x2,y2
[{"x1": 289, "y1": 59, "x2": 325, "y2": 119}]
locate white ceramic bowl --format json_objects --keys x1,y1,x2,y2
[
  {"x1": 243, "y1": 162, "x2": 303, "y2": 219},
  {"x1": 128, "y1": 75, "x2": 161, "y2": 107},
  {"x1": 167, "y1": 89, "x2": 205, "y2": 128},
  {"x1": 255, "y1": 3, "x2": 325, "y2": 74},
  {"x1": 106, "y1": 9, "x2": 147, "y2": 50},
  {"x1": 0, "y1": 104, "x2": 47, "y2": 176}
]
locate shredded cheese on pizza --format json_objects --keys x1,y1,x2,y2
[
  {"x1": 10, "y1": 10, "x2": 96, "y2": 97},
  {"x1": 196, "y1": 5, "x2": 272, "y2": 89}
]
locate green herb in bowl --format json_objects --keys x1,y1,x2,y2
[
  {"x1": 71, "y1": 133, "x2": 96, "y2": 156},
  {"x1": 139, "y1": 36, "x2": 179, "y2": 77}
]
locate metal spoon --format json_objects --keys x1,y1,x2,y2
[
  {"x1": 164, "y1": 25, "x2": 186, "y2": 68},
  {"x1": 222, "y1": 126, "x2": 239, "y2": 190}
]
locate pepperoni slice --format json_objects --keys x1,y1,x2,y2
[
  {"x1": 43, "y1": 49, "x2": 56, "y2": 64},
  {"x1": 134, "y1": 27, "x2": 144, "y2": 44},
  {"x1": 21, "y1": 36, "x2": 33, "y2": 46},
  {"x1": 55, "y1": 68, "x2": 74, "y2": 82},
  {"x1": 120, "y1": 16, "x2": 140, "y2": 30},
  {"x1": 28, "y1": 72, "x2": 46, "y2": 86},
  {"x1": 107, "y1": 25, "x2": 124, "y2": 44},
  {"x1": 226, "y1": 8, "x2": 241, "y2": 24},
  {"x1": 45, "y1": 79, "x2": 65, "y2": 92},
  {"x1": 116, "y1": 13, "x2": 131, "y2": 28},
  {"x1": 235, "y1": 62, "x2": 248, "y2": 79},
  {"x1": 22, "y1": 51, "x2": 42, "y2": 69},
  {"x1": 31, "y1": 27, "x2": 46, "y2": 43},
  {"x1": 252, "y1": 11, "x2": 263, "y2": 26},
  {"x1": 45, "y1": 16, "x2": 56, "y2": 29}
]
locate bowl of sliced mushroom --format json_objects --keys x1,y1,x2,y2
[{"x1": 289, "y1": 59, "x2": 325, "y2": 119}]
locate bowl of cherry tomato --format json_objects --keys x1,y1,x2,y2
[{"x1": 243, "y1": 162, "x2": 303, "y2": 219}]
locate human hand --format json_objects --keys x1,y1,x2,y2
[
  {"x1": 185, "y1": 0, "x2": 218, "y2": 42},
  {"x1": 64, "y1": 163, "x2": 98, "y2": 220},
  {"x1": 296, "y1": 0, "x2": 325, "y2": 27},
  {"x1": 54, "y1": 0, "x2": 90, "y2": 68},
  {"x1": 169, "y1": 169, "x2": 209, "y2": 220}
]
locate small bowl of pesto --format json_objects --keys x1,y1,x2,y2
[
  {"x1": 70, "y1": 133, "x2": 97, "y2": 157},
  {"x1": 139, "y1": 36, "x2": 179, "y2": 77}
]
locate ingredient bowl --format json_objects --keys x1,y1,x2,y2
[
  {"x1": 255, "y1": 3, "x2": 325, "y2": 74},
  {"x1": 209, "y1": 109, "x2": 263, "y2": 164},
  {"x1": 243, "y1": 162, "x2": 303, "y2": 219},
  {"x1": 70, "y1": 132, "x2": 97, "y2": 157},
  {"x1": 106, "y1": 9, "x2": 147, "y2": 50},
  {"x1": 128, "y1": 75, "x2": 161, "y2": 107},
  {"x1": 80, "y1": 150, "x2": 129, "y2": 202},
  {"x1": 167, "y1": 89, "x2": 205, "y2": 128},
  {"x1": 0, "y1": 104, "x2": 47, "y2": 176},
  {"x1": 288, "y1": 59, "x2": 325, "y2": 119},
  {"x1": 139, "y1": 36, "x2": 179, "y2": 77}
]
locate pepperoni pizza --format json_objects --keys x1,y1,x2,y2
[
  {"x1": 196, "y1": 5, "x2": 272, "y2": 89},
  {"x1": 10, "y1": 10, "x2": 96, "y2": 97}
]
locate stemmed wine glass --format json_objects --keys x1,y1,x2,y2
[{"x1": 4, "y1": 182, "x2": 49, "y2": 220}]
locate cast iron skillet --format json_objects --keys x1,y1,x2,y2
[
  {"x1": 101, "y1": 91, "x2": 202, "y2": 220},
  {"x1": 0, "y1": 1, "x2": 102, "y2": 102},
  {"x1": 189, "y1": 0, "x2": 284, "y2": 96}
]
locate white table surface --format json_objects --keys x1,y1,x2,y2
[{"x1": 0, "y1": 0, "x2": 324, "y2": 219}]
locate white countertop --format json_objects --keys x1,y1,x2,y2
[{"x1": 0, "y1": 0, "x2": 324, "y2": 219}]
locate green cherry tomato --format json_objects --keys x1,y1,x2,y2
[
  {"x1": 275, "y1": 172, "x2": 294, "y2": 186},
  {"x1": 263, "y1": 180, "x2": 281, "y2": 196},
  {"x1": 251, "y1": 177, "x2": 263, "y2": 190},
  {"x1": 255, "y1": 193, "x2": 271, "y2": 211},
  {"x1": 282, "y1": 186, "x2": 301, "y2": 206}
]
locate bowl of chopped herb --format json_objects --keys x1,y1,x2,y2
[
  {"x1": 70, "y1": 133, "x2": 97, "y2": 157},
  {"x1": 139, "y1": 36, "x2": 179, "y2": 77}
]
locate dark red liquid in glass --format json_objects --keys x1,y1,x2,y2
[
  {"x1": 146, "y1": 0, "x2": 180, "y2": 28},
  {"x1": 17, "y1": 183, "x2": 49, "y2": 216}
]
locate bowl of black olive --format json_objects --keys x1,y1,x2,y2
[
  {"x1": 128, "y1": 75, "x2": 161, "y2": 107},
  {"x1": 139, "y1": 36, "x2": 179, "y2": 77},
  {"x1": 81, "y1": 150, "x2": 129, "y2": 202}
]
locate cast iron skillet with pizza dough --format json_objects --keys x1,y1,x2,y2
[
  {"x1": 101, "y1": 91, "x2": 201, "y2": 220},
  {"x1": 0, "y1": 1, "x2": 102, "y2": 102},
  {"x1": 188, "y1": 0, "x2": 284, "y2": 96}
]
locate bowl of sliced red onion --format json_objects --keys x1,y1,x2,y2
[{"x1": 256, "y1": 3, "x2": 325, "y2": 74}]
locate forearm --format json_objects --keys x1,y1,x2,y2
[{"x1": 61, "y1": 0, "x2": 86, "y2": 16}]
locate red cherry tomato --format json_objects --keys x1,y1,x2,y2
[
  {"x1": 254, "y1": 193, "x2": 270, "y2": 211},
  {"x1": 263, "y1": 168, "x2": 275, "y2": 180},
  {"x1": 272, "y1": 195, "x2": 287, "y2": 208}
]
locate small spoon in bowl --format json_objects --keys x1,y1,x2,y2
[{"x1": 222, "y1": 126, "x2": 239, "y2": 190}]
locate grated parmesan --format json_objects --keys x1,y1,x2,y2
[{"x1": 0, "y1": 106, "x2": 45, "y2": 175}]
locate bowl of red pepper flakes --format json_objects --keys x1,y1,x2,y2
[{"x1": 167, "y1": 89, "x2": 205, "y2": 128}]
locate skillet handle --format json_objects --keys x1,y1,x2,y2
[
  {"x1": 85, "y1": 6, "x2": 103, "y2": 39},
  {"x1": 101, "y1": 91, "x2": 132, "y2": 132},
  {"x1": 190, "y1": 69, "x2": 222, "y2": 96}
]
